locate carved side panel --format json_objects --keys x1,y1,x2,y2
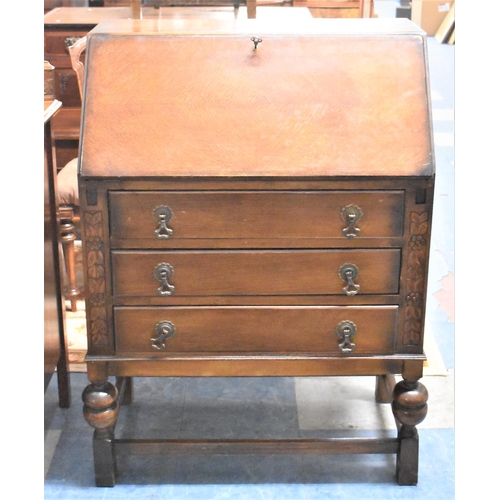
[
  {"x1": 83, "y1": 211, "x2": 109, "y2": 347},
  {"x1": 403, "y1": 211, "x2": 430, "y2": 346}
]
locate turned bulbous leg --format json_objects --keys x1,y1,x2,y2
[
  {"x1": 82, "y1": 380, "x2": 119, "y2": 487},
  {"x1": 392, "y1": 379, "x2": 428, "y2": 485},
  {"x1": 83, "y1": 381, "x2": 119, "y2": 431},
  {"x1": 392, "y1": 379, "x2": 428, "y2": 427}
]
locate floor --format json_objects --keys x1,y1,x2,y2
[{"x1": 44, "y1": 2, "x2": 455, "y2": 498}]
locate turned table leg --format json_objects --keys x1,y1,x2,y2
[
  {"x1": 391, "y1": 370, "x2": 428, "y2": 485},
  {"x1": 59, "y1": 208, "x2": 81, "y2": 312},
  {"x1": 116, "y1": 376, "x2": 134, "y2": 405},
  {"x1": 82, "y1": 367, "x2": 120, "y2": 487},
  {"x1": 375, "y1": 374, "x2": 396, "y2": 403}
]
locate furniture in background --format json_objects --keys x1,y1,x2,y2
[
  {"x1": 56, "y1": 36, "x2": 87, "y2": 313},
  {"x1": 45, "y1": 1, "x2": 107, "y2": 13},
  {"x1": 44, "y1": 0, "x2": 71, "y2": 14},
  {"x1": 105, "y1": 0, "x2": 286, "y2": 8},
  {"x1": 44, "y1": 87, "x2": 71, "y2": 406},
  {"x1": 44, "y1": 6, "x2": 133, "y2": 171},
  {"x1": 138, "y1": 0, "x2": 373, "y2": 17},
  {"x1": 139, "y1": 0, "x2": 287, "y2": 18},
  {"x1": 58, "y1": 159, "x2": 81, "y2": 312},
  {"x1": 78, "y1": 18, "x2": 434, "y2": 487},
  {"x1": 289, "y1": 0, "x2": 373, "y2": 18}
]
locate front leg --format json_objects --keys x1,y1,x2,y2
[
  {"x1": 82, "y1": 365, "x2": 119, "y2": 487},
  {"x1": 391, "y1": 367, "x2": 428, "y2": 485}
]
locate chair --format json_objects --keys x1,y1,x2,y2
[{"x1": 57, "y1": 36, "x2": 86, "y2": 312}]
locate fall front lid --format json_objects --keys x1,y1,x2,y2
[{"x1": 80, "y1": 18, "x2": 433, "y2": 178}]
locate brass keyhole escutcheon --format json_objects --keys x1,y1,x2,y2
[
  {"x1": 251, "y1": 37, "x2": 262, "y2": 50},
  {"x1": 151, "y1": 320, "x2": 176, "y2": 351},
  {"x1": 153, "y1": 205, "x2": 173, "y2": 239},
  {"x1": 154, "y1": 263, "x2": 175, "y2": 296},
  {"x1": 339, "y1": 263, "x2": 360, "y2": 296},
  {"x1": 336, "y1": 320, "x2": 356, "y2": 354},
  {"x1": 341, "y1": 204, "x2": 363, "y2": 238}
]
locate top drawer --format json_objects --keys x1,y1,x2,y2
[
  {"x1": 44, "y1": 31, "x2": 86, "y2": 60},
  {"x1": 108, "y1": 190, "x2": 405, "y2": 243}
]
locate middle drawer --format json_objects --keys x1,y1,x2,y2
[{"x1": 111, "y1": 249, "x2": 401, "y2": 298}]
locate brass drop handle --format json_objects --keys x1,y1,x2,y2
[
  {"x1": 341, "y1": 204, "x2": 363, "y2": 238},
  {"x1": 339, "y1": 263, "x2": 360, "y2": 296},
  {"x1": 337, "y1": 320, "x2": 356, "y2": 354},
  {"x1": 153, "y1": 205, "x2": 173, "y2": 239},
  {"x1": 154, "y1": 263, "x2": 175, "y2": 296},
  {"x1": 151, "y1": 321, "x2": 176, "y2": 350}
]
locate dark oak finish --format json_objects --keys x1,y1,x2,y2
[
  {"x1": 109, "y1": 190, "x2": 405, "y2": 241},
  {"x1": 114, "y1": 305, "x2": 399, "y2": 354},
  {"x1": 79, "y1": 18, "x2": 434, "y2": 487},
  {"x1": 111, "y1": 249, "x2": 401, "y2": 297},
  {"x1": 114, "y1": 436, "x2": 400, "y2": 455}
]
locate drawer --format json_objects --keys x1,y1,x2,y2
[
  {"x1": 114, "y1": 306, "x2": 398, "y2": 355},
  {"x1": 54, "y1": 69, "x2": 81, "y2": 106},
  {"x1": 44, "y1": 31, "x2": 86, "y2": 59},
  {"x1": 108, "y1": 191, "x2": 405, "y2": 242},
  {"x1": 111, "y1": 249, "x2": 401, "y2": 298}
]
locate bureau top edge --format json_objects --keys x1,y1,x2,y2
[
  {"x1": 77, "y1": 172, "x2": 436, "y2": 182},
  {"x1": 88, "y1": 18, "x2": 426, "y2": 37}
]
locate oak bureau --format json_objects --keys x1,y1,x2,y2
[{"x1": 78, "y1": 17, "x2": 435, "y2": 486}]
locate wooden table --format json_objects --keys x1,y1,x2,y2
[
  {"x1": 79, "y1": 17, "x2": 434, "y2": 487},
  {"x1": 44, "y1": 99, "x2": 71, "y2": 407},
  {"x1": 293, "y1": 0, "x2": 373, "y2": 18},
  {"x1": 44, "y1": 7, "x2": 132, "y2": 169}
]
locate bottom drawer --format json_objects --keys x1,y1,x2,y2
[{"x1": 114, "y1": 306, "x2": 398, "y2": 355}]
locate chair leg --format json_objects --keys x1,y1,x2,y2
[{"x1": 60, "y1": 209, "x2": 80, "y2": 312}]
